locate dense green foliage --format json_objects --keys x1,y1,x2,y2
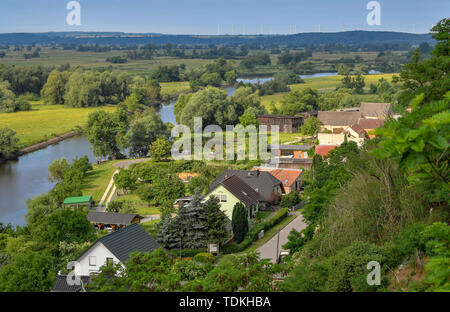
[
  {"x1": 0, "y1": 127, "x2": 19, "y2": 161},
  {"x1": 231, "y1": 202, "x2": 248, "y2": 243}
]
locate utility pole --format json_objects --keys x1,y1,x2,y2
[{"x1": 276, "y1": 230, "x2": 280, "y2": 263}]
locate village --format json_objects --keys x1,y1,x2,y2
[{"x1": 51, "y1": 101, "x2": 393, "y2": 292}]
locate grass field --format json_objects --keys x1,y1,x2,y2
[
  {"x1": 81, "y1": 161, "x2": 119, "y2": 203},
  {"x1": 0, "y1": 48, "x2": 212, "y2": 74},
  {"x1": 0, "y1": 101, "x2": 117, "y2": 148},
  {"x1": 160, "y1": 81, "x2": 191, "y2": 98},
  {"x1": 259, "y1": 73, "x2": 396, "y2": 111}
]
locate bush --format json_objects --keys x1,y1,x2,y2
[
  {"x1": 193, "y1": 253, "x2": 215, "y2": 263},
  {"x1": 168, "y1": 248, "x2": 207, "y2": 258},
  {"x1": 222, "y1": 208, "x2": 289, "y2": 254},
  {"x1": 280, "y1": 192, "x2": 302, "y2": 209}
]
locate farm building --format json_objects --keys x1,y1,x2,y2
[{"x1": 257, "y1": 114, "x2": 303, "y2": 133}]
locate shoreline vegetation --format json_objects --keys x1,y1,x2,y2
[{"x1": 1, "y1": 73, "x2": 395, "y2": 156}]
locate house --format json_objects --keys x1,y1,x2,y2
[
  {"x1": 177, "y1": 172, "x2": 200, "y2": 183},
  {"x1": 318, "y1": 102, "x2": 392, "y2": 134},
  {"x1": 344, "y1": 124, "x2": 367, "y2": 139},
  {"x1": 209, "y1": 169, "x2": 283, "y2": 203},
  {"x1": 86, "y1": 211, "x2": 143, "y2": 231},
  {"x1": 52, "y1": 275, "x2": 90, "y2": 292},
  {"x1": 357, "y1": 118, "x2": 386, "y2": 139},
  {"x1": 360, "y1": 102, "x2": 392, "y2": 119},
  {"x1": 318, "y1": 129, "x2": 366, "y2": 147},
  {"x1": 73, "y1": 223, "x2": 160, "y2": 276},
  {"x1": 204, "y1": 175, "x2": 266, "y2": 220},
  {"x1": 257, "y1": 114, "x2": 303, "y2": 133},
  {"x1": 268, "y1": 144, "x2": 312, "y2": 159},
  {"x1": 315, "y1": 145, "x2": 337, "y2": 157},
  {"x1": 173, "y1": 196, "x2": 194, "y2": 209},
  {"x1": 63, "y1": 196, "x2": 94, "y2": 209},
  {"x1": 318, "y1": 111, "x2": 361, "y2": 133},
  {"x1": 252, "y1": 167, "x2": 303, "y2": 194}
]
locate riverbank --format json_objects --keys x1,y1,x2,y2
[{"x1": 18, "y1": 131, "x2": 81, "y2": 156}]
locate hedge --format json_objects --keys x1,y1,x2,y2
[
  {"x1": 168, "y1": 248, "x2": 207, "y2": 258},
  {"x1": 193, "y1": 252, "x2": 215, "y2": 263},
  {"x1": 221, "y1": 208, "x2": 290, "y2": 254}
]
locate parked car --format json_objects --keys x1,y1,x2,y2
[{"x1": 277, "y1": 251, "x2": 289, "y2": 264}]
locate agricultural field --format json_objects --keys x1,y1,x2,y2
[
  {"x1": 259, "y1": 73, "x2": 397, "y2": 111},
  {"x1": 0, "y1": 47, "x2": 212, "y2": 73}
]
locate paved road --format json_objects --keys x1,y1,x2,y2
[{"x1": 257, "y1": 211, "x2": 307, "y2": 263}]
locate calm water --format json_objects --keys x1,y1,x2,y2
[
  {"x1": 0, "y1": 100, "x2": 178, "y2": 226},
  {"x1": 0, "y1": 73, "x2": 331, "y2": 226},
  {"x1": 236, "y1": 72, "x2": 338, "y2": 85},
  {"x1": 0, "y1": 136, "x2": 96, "y2": 226}
]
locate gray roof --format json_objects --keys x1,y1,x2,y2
[
  {"x1": 52, "y1": 275, "x2": 90, "y2": 292},
  {"x1": 76, "y1": 223, "x2": 160, "y2": 263},
  {"x1": 358, "y1": 118, "x2": 386, "y2": 129},
  {"x1": 219, "y1": 175, "x2": 265, "y2": 206},
  {"x1": 318, "y1": 111, "x2": 362, "y2": 126},
  {"x1": 87, "y1": 212, "x2": 142, "y2": 225},
  {"x1": 360, "y1": 102, "x2": 392, "y2": 118},
  {"x1": 258, "y1": 114, "x2": 302, "y2": 119},
  {"x1": 209, "y1": 170, "x2": 283, "y2": 201}
]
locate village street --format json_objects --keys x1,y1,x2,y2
[{"x1": 257, "y1": 211, "x2": 307, "y2": 263}]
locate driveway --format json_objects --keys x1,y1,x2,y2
[{"x1": 256, "y1": 211, "x2": 307, "y2": 263}]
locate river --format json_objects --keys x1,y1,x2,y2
[{"x1": 0, "y1": 72, "x2": 339, "y2": 226}]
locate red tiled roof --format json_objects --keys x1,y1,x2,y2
[
  {"x1": 315, "y1": 145, "x2": 337, "y2": 157},
  {"x1": 348, "y1": 124, "x2": 367, "y2": 137},
  {"x1": 252, "y1": 168, "x2": 302, "y2": 188}
]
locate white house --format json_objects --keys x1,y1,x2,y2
[{"x1": 73, "y1": 223, "x2": 160, "y2": 276}]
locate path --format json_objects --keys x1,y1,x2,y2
[
  {"x1": 256, "y1": 211, "x2": 307, "y2": 263},
  {"x1": 97, "y1": 158, "x2": 151, "y2": 212}
]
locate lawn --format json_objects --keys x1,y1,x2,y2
[
  {"x1": 0, "y1": 101, "x2": 117, "y2": 148},
  {"x1": 113, "y1": 193, "x2": 161, "y2": 216},
  {"x1": 259, "y1": 73, "x2": 396, "y2": 111},
  {"x1": 245, "y1": 214, "x2": 297, "y2": 252},
  {"x1": 160, "y1": 81, "x2": 191, "y2": 99},
  {"x1": 81, "y1": 161, "x2": 119, "y2": 203}
]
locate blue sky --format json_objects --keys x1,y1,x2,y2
[{"x1": 0, "y1": 0, "x2": 448, "y2": 34}]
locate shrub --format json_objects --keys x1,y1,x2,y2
[
  {"x1": 193, "y1": 253, "x2": 215, "y2": 263},
  {"x1": 222, "y1": 208, "x2": 289, "y2": 254}
]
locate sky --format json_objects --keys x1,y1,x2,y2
[{"x1": 0, "y1": 0, "x2": 448, "y2": 34}]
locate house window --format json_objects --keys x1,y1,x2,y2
[
  {"x1": 89, "y1": 256, "x2": 96, "y2": 266},
  {"x1": 106, "y1": 258, "x2": 114, "y2": 265},
  {"x1": 220, "y1": 195, "x2": 227, "y2": 202}
]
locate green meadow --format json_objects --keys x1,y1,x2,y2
[
  {"x1": 0, "y1": 101, "x2": 117, "y2": 148},
  {"x1": 259, "y1": 73, "x2": 396, "y2": 111}
]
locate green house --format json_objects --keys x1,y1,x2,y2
[
  {"x1": 203, "y1": 175, "x2": 265, "y2": 220},
  {"x1": 63, "y1": 196, "x2": 94, "y2": 209}
]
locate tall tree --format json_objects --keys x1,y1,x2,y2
[
  {"x1": 204, "y1": 196, "x2": 229, "y2": 245},
  {"x1": 232, "y1": 202, "x2": 248, "y2": 243},
  {"x1": 0, "y1": 127, "x2": 19, "y2": 160},
  {"x1": 40, "y1": 70, "x2": 66, "y2": 105}
]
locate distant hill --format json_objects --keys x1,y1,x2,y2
[{"x1": 0, "y1": 31, "x2": 433, "y2": 46}]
